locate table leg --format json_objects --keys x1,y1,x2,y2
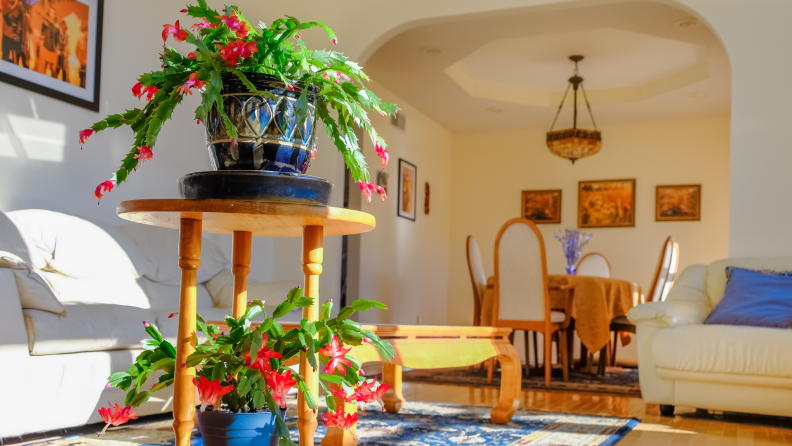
[
  {"x1": 299, "y1": 225, "x2": 323, "y2": 446},
  {"x1": 321, "y1": 395, "x2": 357, "y2": 446},
  {"x1": 491, "y1": 341, "x2": 521, "y2": 424},
  {"x1": 382, "y1": 363, "x2": 406, "y2": 413},
  {"x1": 232, "y1": 231, "x2": 252, "y2": 319},
  {"x1": 173, "y1": 218, "x2": 202, "y2": 446}
]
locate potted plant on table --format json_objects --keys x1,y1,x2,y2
[
  {"x1": 100, "y1": 287, "x2": 395, "y2": 446},
  {"x1": 81, "y1": 1, "x2": 396, "y2": 205}
]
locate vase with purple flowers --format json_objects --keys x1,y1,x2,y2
[{"x1": 554, "y1": 228, "x2": 593, "y2": 275}]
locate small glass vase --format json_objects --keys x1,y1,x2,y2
[{"x1": 554, "y1": 228, "x2": 593, "y2": 275}]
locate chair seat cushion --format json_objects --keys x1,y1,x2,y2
[
  {"x1": 550, "y1": 311, "x2": 566, "y2": 323},
  {"x1": 652, "y1": 324, "x2": 792, "y2": 379},
  {"x1": 23, "y1": 303, "x2": 157, "y2": 355},
  {"x1": 611, "y1": 315, "x2": 632, "y2": 325}
]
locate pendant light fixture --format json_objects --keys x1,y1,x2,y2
[{"x1": 546, "y1": 55, "x2": 601, "y2": 163}]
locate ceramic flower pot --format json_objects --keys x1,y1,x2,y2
[
  {"x1": 178, "y1": 73, "x2": 332, "y2": 205},
  {"x1": 197, "y1": 408, "x2": 286, "y2": 446}
]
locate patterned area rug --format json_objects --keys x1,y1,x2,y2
[
  {"x1": 402, "y1": 366, "x2": 642, "y2": 398},
  {"x1": 26, "y1": 402, "x2": 639, "y2": 446}
]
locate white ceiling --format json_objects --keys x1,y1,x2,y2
[{"x1": 363, "y1": 2, "x2": 731, "y2": 132}]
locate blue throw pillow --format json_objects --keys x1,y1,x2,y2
[{"x1": 706, "y1": 267, "x2": 792, "y2": 329}]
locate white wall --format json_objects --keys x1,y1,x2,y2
[
  {"x1": 355, "y1": 81, "x2": 454, "y2": 325},
  {"x1": 447, "y1": 116, "x2": 730, "y2": 362}
]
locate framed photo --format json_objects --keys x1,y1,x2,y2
[
  {"x1": 656, "y1": 185, "x2": 701, "y2": 221},
  {"x1": 397, "y1": 159, "x2": 416, "y2": 221},
  {"x1": 0, "y1": 0, "x2": 104, "y2": 111},
  {"x1": 376, "y1": 170, "x2": 389, "y2": 195},
  {"x1": 521, "y1": 189, "x2": 561, "y2": 224},
  {"x1": 578, "y1": 179, "x2": 636, "y2": 228}
]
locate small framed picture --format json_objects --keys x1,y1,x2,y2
[
  {"x1": 397, "y1": 159, "x2": 417, "y2": 221},
  {"x1": 521, "y1": 189, "x2": 561, "y2": 224},
  {"x1": 376, "y1": 170, "x2": 389, "y2": 195},
  {"x1": 0, "y1": 0, "x2": 104, "y2": 111},
  {"x1": 578, "y1": 179, "x2": 636, "y2": 228},
  {"x1": 656, "y1": 185, "x2": 701, "y2": 221}
]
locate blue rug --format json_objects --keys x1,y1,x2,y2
[{"x1": 30, "y1": 401, "x2": 639, "y2": 446}]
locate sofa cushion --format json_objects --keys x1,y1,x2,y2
[
  {"x1": 205, "y1": 268, "x2": 300, "y2": 309},
  {"x1": 23, "y1": 303, "x2": 157, "y2": 355},
  {"x1": 8, "y1": 210, "x2": 152, "y2": 308},
  {"x1": 652, "y1": 324, "x2": 792, "y2": 379},
  {"x1": 706, "y1": 268, "x2": 792, "y2": 328},
  {"x1": 139, "y1": 277, "x2": 215, "y2": 309},
  {"x1": 0, "y1": 210, "x2": 31, "y2": 265},
  {"x1": 116, "y1": 224, "x2": 228, "y2": 287},
  {"x1": 706, "y1": 257, "x2": 792, "y2": 306},
  {"x1": 1, "y1": 251, "x2": 66, "y2": 316}
]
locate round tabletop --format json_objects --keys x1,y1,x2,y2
[{"x1": 117, "y1": 199, "x2": 376, "y2": 237}]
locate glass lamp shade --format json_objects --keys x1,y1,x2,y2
[{"x1": 546, "y1": 128, "x2": 602, "y2": 163}]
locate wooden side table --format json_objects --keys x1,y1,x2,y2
[{"x1": 118, "y1": 199, "x2": 376, "y2": 446}]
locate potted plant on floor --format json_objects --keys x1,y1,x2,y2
[
  {"x1": 81, "y1": 1, "x2": 396, "y2": 205},
  {"x1": 99, "y1": 287, "x2": 395, "y2": 446}
]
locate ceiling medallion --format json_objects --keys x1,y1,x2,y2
[{"x1": 546, "y1": 55, "x2": 601, "y2": 164}]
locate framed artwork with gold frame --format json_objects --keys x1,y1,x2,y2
[
  {"x1": 397, "y1": 158, "x2": 416, "y2": 221},
  {"x1": 656, "y1": 184, "x2": 701, "y2": 221},
  {"x1": 578, "y1": 179, "x2": 636, "y2": 228},
  {"x1": 521, "y1": 189, "x2": 561, "y2": 224}
]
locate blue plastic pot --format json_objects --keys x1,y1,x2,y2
[{"x1": 197, "y1": 409, "x2": 286, "y2": 446}]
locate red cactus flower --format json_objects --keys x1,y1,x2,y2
[
  {"x1": 215, "y1": 40, "x2": 258, "y2": 67},
  {"x1": 180, "y1": 8, "x2": 188, "y2": 13},
  {"x1": 94, "y1": 180, "x2": 115, "y2": 200},
  {"x1": 353, "y1": 380, "x2": 391, "y2": 408},
  {"x1": 162, "y1": 20, "x2": 188, "y2": 43},
  {"x1": 332, "y1": 38, "x2": 338, "y2": 45},
  {"x1": 79, "y1": 128, "x2": 94, "y2": 149},
  {"x1": 188, "y1": 52, "x2": 196, "y2": 59},
  {"x1": 331, "y1": 385, "x2": 356, "y2": 404},
  {"x1": 216, "y1": 10, "x2": 250, "y2": 38},
  {"x1": 375, "y1": 142, "x2": 388, "y2": 169},
  {"x1": 168, "y1": 313, "x2": 176, "y2": 318},
  {"x1": 143, "y1": 86, "x2": 158, "y2": 101},
  {"x1": 97, "y1": 403, "x2": 138, "y2": 436},
  {"x1": 243, "y1": 333, "x2": 282, "y2": 374},
  {"x1": 133, "y1": 146, "x2": 153, "y2": 163},
  {"x1": 358, "y1": 181, "x2": 387, "y2": 203},
  {"x1": 193, "y1": 376, "x2": 234, "y2": 410},
  {"x1": 177, "y1": 72, "x2": 206, "y2": 96},
  {"x1": 192, "y1": 18, "x2": 219, "y2": 31},
  {"x1": 263, "y1": 369, "x2": 296, "y2": 407},
  {"x1": 132, "y1": 82, "x2": 143, "y2": 99},
  {"x1": 322, "y1": 409, "x2": 357, "y2": 437},
  {"x1": 319, "y1": 335, "x2": 353, "y2": 376}
]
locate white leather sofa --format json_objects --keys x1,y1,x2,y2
[
  {"x1": 628, "y1": 258, "x2": 792, "y2": 417},
  {"x1": 0, "y1": 209, "x2": 299, "y2": 438}
]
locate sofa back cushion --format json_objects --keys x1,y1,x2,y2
[
  {"x1": 0, "y1": 210, "x2": 31, "y2": 265},
  {"x1": 8, "y1": 210, "x2": 153, "y2": 308},
  {"x1": 706, "y1": 257, "x2": 792, "y2": 306},
  {"x1": 705, "y1": 267, "x2": 792, "y2": 328},
  {"x1": 0, "y1": 251, "x2": 67, "y2": 316},
  {"x1": 116, "y1": 224, "x2": 228, "y2": 286}
]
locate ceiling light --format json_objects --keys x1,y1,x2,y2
[
  {"x1": 486, "y1": 107, "x2": 502, "y2": 113},
  {"x1": 420, "y1": 46, "x2": 441, "y2": 55},
  {"x1": 546, "y1": 55, "x2": 601, "y2": 164},
  {"x1": 673, "y1": 18, "x2": 700, "y2": 29},
  {"x1": 688, "y1": 91, "x2": 707, "y2": 98}
]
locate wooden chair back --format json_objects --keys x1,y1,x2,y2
[
  {"x1": 466, "y1": 235, "x2": 487, "y2": 326},
  {"x1": 576, "y1": 252, "x2": 611, "y2": 278},
  {"x1": 493, "y1": 218, "x2": 550, "y2": 328},
  {"x1": 647, "y1": 236, "x2": 680, "y2": 302}
]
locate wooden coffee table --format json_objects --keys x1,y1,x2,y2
[{"x1": 118, "y1": 199, "x2": 521, "y2": 446}]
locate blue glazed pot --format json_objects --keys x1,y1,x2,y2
[{"x1": 197, "y1": 409, "x2": 285, "y2": 446}]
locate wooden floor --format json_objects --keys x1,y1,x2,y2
[{"x1": 402, "y1": 381, "x2": 792, "y2": 445}]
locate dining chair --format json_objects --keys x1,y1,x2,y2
[
  {"x1": 466, "y1": 236, "x2": 487, "y2": 326},
  {"x1": 493, "y1": 218, "x2": 573, "y2": 386},
  {"x1": 610, "y1": 236, "x2": 679, "y2": 365},
  {"x1": 576, "y1": 252, "x2": 611, "y2": 278}
]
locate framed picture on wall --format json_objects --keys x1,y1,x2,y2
[
  {"x1": 521, "y1": 189, "x2": 562, "y2": 224},
  {"x1": 578, "y1": 179, "x2": 636, "y2": 228},
  {"x1": 0, "y1": 0, "x2": 104, "y2": 111},
  {"x1": 398, "y1": 158, "x2": 417, "y2": 221},
  {"x1": 656, "y1": 185, "x2": 701, "y2": 221}
]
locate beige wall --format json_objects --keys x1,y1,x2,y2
[{"x1": 446, "y1": 116, "x2": 731, "y2": 332}]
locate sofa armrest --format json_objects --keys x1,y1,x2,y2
[
  {"x1": 628, "y1": 264, "x2": 712, "y2": 328},
  {"x1": 0, "y1": 269, "x2": 32, "y2": 354}
]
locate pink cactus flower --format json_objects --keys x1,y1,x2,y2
[
  {"x1": 79, "y1": 128, "x2": 94, "y2": 149},
  {"x1": 97, "y1": 403, "x2": 138, "y2": 436},
  {"x1": 162, "y1": 20, "x2": 188, "y2": 43},
  {"x1": 94, "y1": 180, "x2": 115, "y2": 200},
  {"x1": 133, "y1": 146, "x2": 153, "y2": 163}
]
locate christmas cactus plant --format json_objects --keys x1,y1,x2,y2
[
  {"x1": 81, "y1": 1, "x2": 396, "y2": 203},
  {"x1": 99, "y1": 287, "x2": 395, "y2": 445}
]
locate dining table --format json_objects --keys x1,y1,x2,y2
[{"x1": 548, "y1": 274, "x2": 638, "y2": 373}]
